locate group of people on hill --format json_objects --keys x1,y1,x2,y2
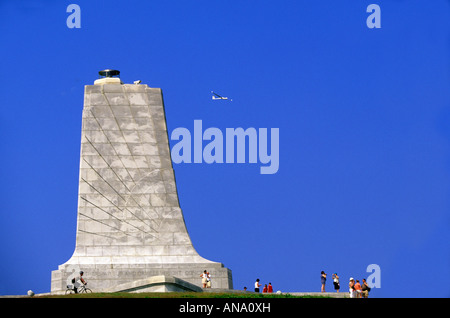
[
  {"x1": 348, "y1": 277, "x2": 371, "y2": 298},
  {"x1": 199, "y1": 269, "x2": 371, "y2": 297},
  {"x1": 321, "y1": 271, "x2": 371, "y2": 298},
  {"x1": 253, "y1": 278, "x2": 274, "y2": 293}
]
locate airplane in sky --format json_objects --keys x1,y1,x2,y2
[{"x1": 211, "y1": 91, "x2": 232, "y2": 101}]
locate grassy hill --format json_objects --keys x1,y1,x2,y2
[{"x1": 36, "y1": 291, "x2": 334, "y2": 298}]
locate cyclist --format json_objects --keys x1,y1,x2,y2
[{"x1": 72, "y1": 271, "x2": 87, "y2": 293}]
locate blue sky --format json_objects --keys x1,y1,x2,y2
[{"x1": 1, "y1": 0, "x2": 449, "y2": 297}]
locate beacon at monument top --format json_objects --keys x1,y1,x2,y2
[{"x1": 94, "y1": 69, "x2": 123, "y2": 85}]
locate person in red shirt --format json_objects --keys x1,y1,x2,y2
[
  {"x1": 268, "y1": 282, "x2": 273, "y2": 293},
  {"x1": 262, "y1": 284, "x2": 268, "y2": 293}
]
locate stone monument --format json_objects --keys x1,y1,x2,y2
[{"x1": 50, "y1": 70, "x2": 232, "y2": 293}]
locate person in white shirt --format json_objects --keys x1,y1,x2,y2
[
  {"x1": 254, "y1": 278, "x2": 261, "y2": 292},
  {"x1": 200, "y1": 270, "x2": 208, "y2": 288},
  {"x1": 72, "y1": 271, "x2": 87, "y2": 293}
]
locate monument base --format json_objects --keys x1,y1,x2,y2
[
  {"x1": 105, "y1": 275, "x2": 203, "y2": 293},
  {"x1": 51, "y1": 262, "x2": 232, "y2": 294}
]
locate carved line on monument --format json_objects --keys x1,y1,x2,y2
[
  {"x1": 100, "y1": 91, "x2": 164, "y2": 190},
  {"x1": 105, "y1": 90, "x2": 169, "y2": 228},
  {"x1": 80, "y1": 196, "x2": 158, "y2": 240},
  {"x1": 80, "y1": 146, "x2": 162, "y2": 234},
  {"x1": 76, "y1": 90, "x2": 173, "y2": 243},
  {"x1": 84, "y1": 107, "x2": 153, "y2": 175},
  {"x1": 79, "y1": 156, "x2": 161, "y2": 240},
  {"x1": 78, "y1": 210, "x2": 142, "y2": 240},
  {"x1": 78, "y1": 229, "x2": 121, "y2": 240},
  {"x1": 82, "y1": 136, "x2": 132, "y2": 192},
  {"x1": 80, "y1": 139, "x2": 163, "y2": 234},
  {"x1": 83, "y1": 108, "x2": 165, "y2": 223},
  {"x1": 85, "y1": 93, "x2": 158, "y2": 175},
  {"x1": 79, "y1": 177, "x2": 159, "y2": 237},
  {"x1": 104, "y1": 89, "x2": 153, "y2": 173}
]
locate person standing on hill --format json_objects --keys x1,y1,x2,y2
[
  {"x1": 255, "y1": 278, "x2": 261, "y2": 292},
  {"x1": 321, "y1": 271, "x2": 327, "y2": 292},
  {"x1": 200, "y1": 270, "x2": 208, "y2": 288},
  {"x1": 349, "y1": 278, "x2": 356, "y2": 298},
  {"x1": 361, "y1": 278, "x2": 371, "y2": 298},
  {"x1": 332, "y1": 273, "x2": 340, "y2": 293}
]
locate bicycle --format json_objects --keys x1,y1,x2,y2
[{"x1": 65, "y1": 283, "x2": 92, "y2": 294}]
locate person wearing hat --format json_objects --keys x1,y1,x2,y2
[
  {"x1": 349, "y1": 278, "x2": 356, "y2": 298},
  {"x1": 332, "y1": 273, "x2": 340, "y2": 292}
]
